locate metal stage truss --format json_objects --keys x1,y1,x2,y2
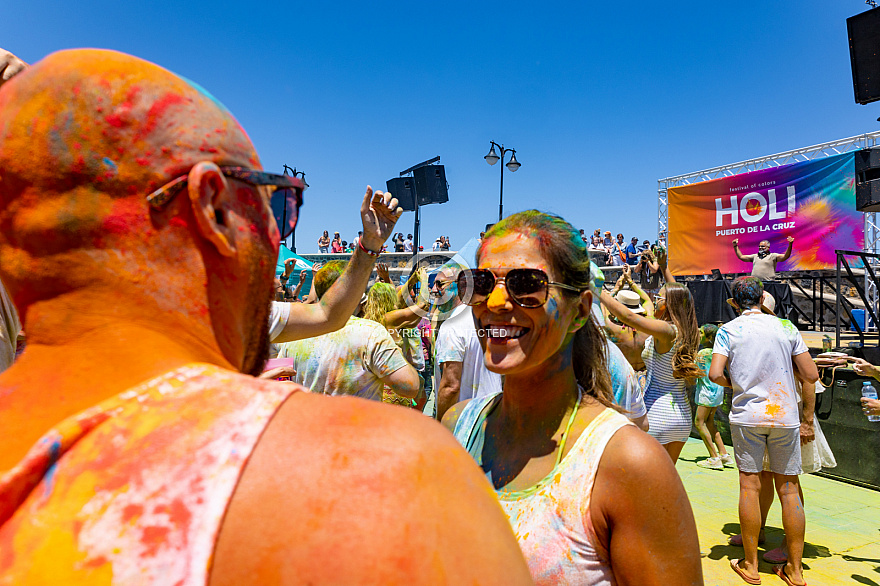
[{"x1": 657, "y1": 131, "x2": 880, "y2": 324}]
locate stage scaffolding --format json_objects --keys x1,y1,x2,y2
[{"x1": 658, "y1": 131, "x2": 880, "y2": 326}]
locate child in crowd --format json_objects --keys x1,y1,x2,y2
[{"x1": 694, "y1": 324, "x2": 735, "y2": 470}]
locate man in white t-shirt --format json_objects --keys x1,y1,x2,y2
[
  {"x1": 404, "y1": 234, "x2": 414, "y2": 252},
  {"x1": 709, "y1": 277, "x2": 817, "y2": 586},
  {"x1": 421, "y1": 263, "x2": 502, "y2": 420}
]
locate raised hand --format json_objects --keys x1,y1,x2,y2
[
  {"x1": 787, "y1": 236, "x2": 795, "y2": 244},
  {"x1": 0, "y1": 48, "x2": 27, "y2": 88},
  {"x1": 376, "y1": 262, "x2": 391, "y2": 284},
  {"x1": 732, "y1": 238, "x2": 739, "y2": 247},
  {"x1": 360, "y1": 186, "x2": 403, "y2": 252}
]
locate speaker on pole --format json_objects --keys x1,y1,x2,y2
[
  {"x1": 848, "y1": 7, "x2": 880, "y2": 105},
  {"x1": 413, "y1": 165, "x2": 449, "y2": 206},
  {"x1": 386, "y1": 177, "x2": 417, "y2": 212},
  {"x1": 856, "y1": 148, "x2": 880, "y2": 212}
]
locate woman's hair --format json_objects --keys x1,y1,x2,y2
[
  {"x1": 363, "y1": 282, "x2": 398, "y2": 325},
  {"x1": 478, "y1": 210, "x2": 616, "y2": 409},
  {"x1": 658, "y1": 282, "x2": 704, "y2": 380}
]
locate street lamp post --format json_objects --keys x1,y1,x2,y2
[
  {"x1": 282, "y1": 164, "x2": 308, "y2": 252},
  {"x1": 484, "y1": 141, "x2": 521, "y2": 222}
]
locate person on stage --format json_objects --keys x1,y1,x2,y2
[{"x1": 732, "y1": 236, "x2": 794, "y2": 281}]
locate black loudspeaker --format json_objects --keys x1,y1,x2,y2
[
  {"x1": 848, "y1": 8, "x2": 880, "y2": 105},
  {"x1": 413, "y1": 165, "x2": 449, "y2": 206},
  {"x1": 385, "y1": 177, "x2": 416, "y2": 212},
  {"x1": 855, "y1": 148, "x2": 880, "y2": 211}
]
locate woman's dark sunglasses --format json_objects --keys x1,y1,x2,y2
[
  {"x1": 146, "y1": 166, "x2": 305, "y2": 240},
  {"x1": 456, "y1": 268, "x2": 582, "y2": 308}
]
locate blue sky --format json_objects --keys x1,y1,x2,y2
[{"x1": 6, "y1": 1, "x2": 880, "y2": 252}]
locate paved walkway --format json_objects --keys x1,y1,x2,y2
[{"x1": 677, "y1": 438, "x2": 880, "y2": 585}]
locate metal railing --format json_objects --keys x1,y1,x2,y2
[{"x1": 836, "y1": 250, "x2": 880, "y2": 348}]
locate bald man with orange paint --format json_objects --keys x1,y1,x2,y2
[{"x1": 0, "y1": 49, "x2": 530, "y2": 585}]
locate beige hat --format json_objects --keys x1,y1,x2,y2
[
  {"x1": 726, "y1": 290, "x2": 776, "y2": 314},
  {"x1": 616, "y1": 290, "x2": 646, "y2": 314},
  {"x1": 760, "y1": 291, "x2": 776, "y2": 315}
]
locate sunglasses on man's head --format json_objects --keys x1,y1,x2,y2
[
  {"x1": 457, "y1": 268, "x2": 582, "y2": 308},
  {"x1": 146, "y1": 166, "x2": 305, "y2": 240}
]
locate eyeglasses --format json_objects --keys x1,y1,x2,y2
[
  {"x1": 146, "y1": 166, "x2": 305, "y2": 240},
  {"x1": 457, "y1": 268, "x2": 582, "y2": 308}
]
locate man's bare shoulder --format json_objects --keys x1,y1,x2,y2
[{"x1": 211, "y1": 392, "x2": 531, "y2": 585}]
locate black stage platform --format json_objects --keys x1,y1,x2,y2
[{"x1": 686, "y1": 280, "x2": 794, "y2": 325}]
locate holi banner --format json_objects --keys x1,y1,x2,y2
[{"x1": 668, "y1": 153, "x2": 862, "y2": 275}]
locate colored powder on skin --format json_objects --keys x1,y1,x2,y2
[
  {"x1": 41, "y1": 438, "x2": 62, "y2": 498},
  {"x1": 100, "y1": 198, "x2": 150, "y2": 237},
  {"x1": 133, "y1": 92, "x2": 187, "y2": 142},
  {"x1": 178, "y1": 76, "x2": 231, "y2": 115},
  {"x1": 546, "y1": 297, "x2": 560, "y2": 321}
]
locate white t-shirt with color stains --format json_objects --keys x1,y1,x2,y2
[
  {"x1": 277, "y1": 316, "x2": 409, "y2": 401},
  {"x1": 713, "y1": 310, "x2": 808, "y2": 428}
]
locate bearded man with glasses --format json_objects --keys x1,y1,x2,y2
[{"x1": 0, "y1": 48, "x2": 530, "y2": 585}]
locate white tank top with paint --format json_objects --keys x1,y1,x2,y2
[{"x1": 453, "y1": 393, "x2": 633, "y2": 585}]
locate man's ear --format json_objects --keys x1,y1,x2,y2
[{"x1": 187, "y1": 162, "x2": 236, "y2": 257}]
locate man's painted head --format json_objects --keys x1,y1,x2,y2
[
  {"x1": 731, "y1": 276, "x2": 764, "y2": 310},
  {"x1": 759, "y1": 240, "x2": 771, "y2": 253},
  {"x1": 0, "y1": 49, "x2": 279, "y2": 374}
]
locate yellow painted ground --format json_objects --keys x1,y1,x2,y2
[{"x1": 677, "y1": 438, "x2": 880, "y2": 585}]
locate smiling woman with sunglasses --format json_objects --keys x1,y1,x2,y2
[{"x1": 443, "y1": 210, "x2": 702, "y2": 585}]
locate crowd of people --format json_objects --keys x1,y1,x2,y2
[
  {"x1": 0, "y1": 46, "x2": 874, "y2": 586},
  {"x1": 316, "y1": 229, "x2": 364, "y2": 253},
  {"x1": 315, "y1": 231, "x2": 456, "y2": 255}
]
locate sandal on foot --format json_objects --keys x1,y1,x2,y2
[
  {"x1": 730, "y1": 558, "x2": 761, "y2": 585},
  {"x1": 729, "y1": 533, "x2": 766, "y2": 546},
  {"x1": 762, "y1": 546, "x2": 788, "y2": 564},
  {"x1": 774, "y1": 564, "x2": 806, "y2": 586}
]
